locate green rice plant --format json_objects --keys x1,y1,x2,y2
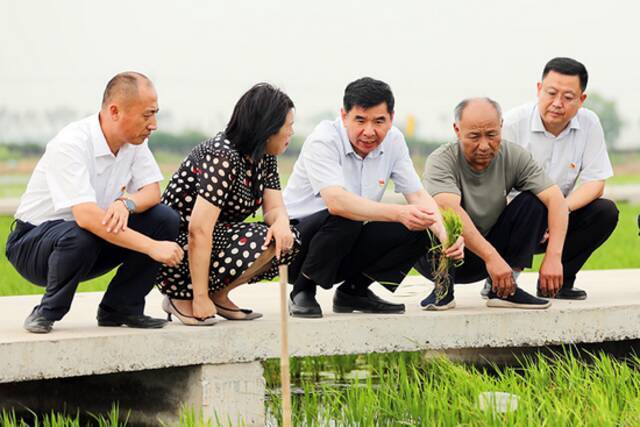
[
  {"x1": 428, "y1": 208, "x2": 464, "y2": 302},
  {"x1": 267, "y1": 349, "x2": 640, "y2": 425},
  {"x1": 170, "y1": 406, "x2": 214, "y2": 427},
  {"x1": 87, "y1": 403, "x2": 128, "y2": 427}
]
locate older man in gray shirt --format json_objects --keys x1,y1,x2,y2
[
  {"x1": 416, "y1": 97, "x2": 568, "y2": 310},
  {"x1": 283, "y1": 77, "x2": 463, "y2": 318}
]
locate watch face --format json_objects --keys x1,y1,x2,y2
[{"x1": 124, "y1": 199, "x2": 136, "y2": 213}]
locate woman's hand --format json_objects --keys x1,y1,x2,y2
[
  {"x1": 192, "y1": 295, "x2": 216, "y2": 320},
  {"x1": 263, "y1": 218, "x2": 294, "y2": 260}
]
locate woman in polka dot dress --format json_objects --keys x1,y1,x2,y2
[{"x1": 156, "y1": 83, "x2": 300, "y2": 325}]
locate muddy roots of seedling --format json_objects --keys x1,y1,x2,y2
[{"x1": 428, "y1": 208, "x2": 463, "y2": 302}]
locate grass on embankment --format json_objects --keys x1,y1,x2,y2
[{"x1": 0, "y1": 202, "x2": 638, "y2": 297}]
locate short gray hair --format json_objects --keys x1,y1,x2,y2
[
  {"x1": 101, "y1": 71, "x2": 152, "y2": 108},
  {"x1": 454, "y1": 97, "x2": 502, "y2": 123}
]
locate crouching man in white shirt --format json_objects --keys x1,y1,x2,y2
[
  {"x1": 6, "y1": 72, "x2": 184, "y2": 333},
  {"x1": 501, "y1": 57, "x2": 619, "y2": 300}
]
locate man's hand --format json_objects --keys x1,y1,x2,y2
[
  {"x1": 149, "y1": 241, "x2": 184, "y2": 267},
  {"x1": 539, "y1": 254, "x2": 563, "y2": 297},
  {"x1": 192, "y1": 295, "x2": 216, "y2": 320},
  {"x1": 263, "y1": 219, "x2": 294, "y2": 260},
  {"x1": 102, "y1": 200, "x2": 130, "y2": 234},
  {"x1": 444, "y1": 236, "x2": 465, "y2": 261},
  {"x1": 486, "y1": 255, "x2": 515, "y2": 297},
  {"x1": 398, "y1": 205, "x2": 436, "y2": 231}
]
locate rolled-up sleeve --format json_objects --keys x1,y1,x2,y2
[
  {"x1": 127, "y1": 141, "x2": 163, "y2": 192},
  {"x1": 46, "y1": 143, "x2": 96, "y2": 211},
  {"x1": 303, "y1": 138, "x2": 345, "y2": 195}
]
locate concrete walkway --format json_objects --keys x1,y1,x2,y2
[
  {"x1": 0, "y1": 269, "x2": 638, "y2": 425},
  {"x1": 1, "y1": 269, "x2": 639, "y2": 375}
]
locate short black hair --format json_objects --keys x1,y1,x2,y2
[
  {"x1": 101, "y1": 71, "x2": 151, "y2": 107},
  {"x1": 225, "y1": 83, "x2": 294, "y2": 162},
  {"x1": 343, "y1": 77, "x2": 395, "y2": 114},
  {"x1": 542, "y1": 57, "x2": 589, "y2": 92}
]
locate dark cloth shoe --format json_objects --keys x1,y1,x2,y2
[
  {"x1": 289, "y1": 290, "x2": 323, "y2": 318},
  {"x1": 480, "y1": 280, "x2": 491, "y2": 300},
  {"x1": 24, "y1": 306, "x2": 54, "y2": 334},
  {"x1": 537, "y1": 284, "x2": 587, "y2": 300},
  {"x1": 97, "y1": 307, "x2": 168, "y2": 329},
  {"x1": 486, "y1": 287, "x2": 551, "y2": 309},
  {"x1": 420, "y1": 285, "x2": 456, "y2": 311},
  {"x1": 333, "y1": 288, "x2": 405, "y2": 314}
]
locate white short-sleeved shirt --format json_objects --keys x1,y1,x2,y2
[
  {"x1": 283, "y1": 118, "x2": 422, "y2": 220},
  {"x1": 502, "y1": 102, "x2": 613, "y2": 196},
  {"x1": 15, "y1": 113, "x2": 163, "y2": 225}
]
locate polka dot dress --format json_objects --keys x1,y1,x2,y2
[{"x1": 155, "y1": 132, "x2": 300, "y2": 299}]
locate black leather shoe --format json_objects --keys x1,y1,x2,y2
[
  {"x1": 97, "y1": 307, "x2": 168, "y2": 329},
  {"x1": 333, "y1": 288, "x2": 405, "y2": 314},
  {"x1": 289, "y1": 291, "x2": 323, "y2": 318},
  {"x1": 537, "y1": 285, "x2": 587, "y2": 300},
  {"x1": 24, "y1": 306, "x2": 54, "y2": 334}
]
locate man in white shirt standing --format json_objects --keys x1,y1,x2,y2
[
  {"x1": 283, "y1": 77, "x2": 463, "y2": 318},
  {"x1": 502, "y1": 57, "x2": 619, "y2": 300},
  {"x1": 6, "y1": 72, "x2": 184, "y2": 333}
]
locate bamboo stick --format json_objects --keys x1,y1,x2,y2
[{"x1": 278, "y1": 264, "x2": 292, "y2": 427}]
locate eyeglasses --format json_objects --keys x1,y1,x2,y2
[{"x1": 541, "y1": 88, "x2": 580, "y2": 105}]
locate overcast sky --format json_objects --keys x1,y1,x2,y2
[{"x1": 1, "y1": 0, "x2": 639, "y2": 146}]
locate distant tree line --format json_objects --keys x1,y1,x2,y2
[{"x1": 0, "y1": 89, "x2": 627, "y2": 161}]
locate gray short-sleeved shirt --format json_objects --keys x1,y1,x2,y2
[
  {"x1": 284, "y1": 118, "x2": 422, "y2": 220},
  {"x1": 424, "y1": 141, "x2": 554, "y2": 235}
]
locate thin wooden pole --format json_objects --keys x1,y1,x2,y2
[{"x1": 278, "y1": 265, "x2": 292, "y2": 427}]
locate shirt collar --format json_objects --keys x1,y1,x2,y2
[
  {"x1": 90, "y1": 113, "x2": 115, "y2": 158},
  {"x1": 337, "y1": 117, "x2": 385, "y2": 159},
  {"x1": 531, "y1": 103, "x2": 581, "y2": 135}
]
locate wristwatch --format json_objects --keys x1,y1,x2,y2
[{"x1": 120, "y1": 198, "x2": 137, "y2": 214}]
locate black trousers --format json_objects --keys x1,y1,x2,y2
[
  {"x1": 535, "y1": 197, "x2": 618, "y2": 287},
  {"x1": 288, "y1": 209, "x2": 428, "y2": 293},
  {"x1": 415, "y1": 192, "x2": 618, "y2": 287},
  {"x1": 5, "y1": 204, "x2": 179, "y2": 321}
]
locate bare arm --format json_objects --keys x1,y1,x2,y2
[
  {"x1": 320, "y1": 186, "x2": 435, "y2": 230},
  {"x1": 405, "y1": 189, "x2": 446, "y2": 242},
  {"x1": 187, "y1": 196, "x2": 220, "y2": 318},
  {"x1": 262, "y1": 189, "x2": 294, "y2": 260},
  {"x1": 72, "y1": 202, "x2": 183, "y2": 266},
  {"x1": 566, "y1": 180, "x2": 605, "y2": 212},
  {"x1": 101, "y1": 183, "x2": 162, "y2": 233},
  {"x1": 127, "y1": 182, "x2": 162, "y2": 213},
  {"x1": 321, "y1": 186, "x2": 401, "y2": 221},
  {"x1": 536, "y1": 185, "x2": 568, "y2": 295},
  {"x1": 262, "y1": 188, "x2": 289, "y2": 226}
]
